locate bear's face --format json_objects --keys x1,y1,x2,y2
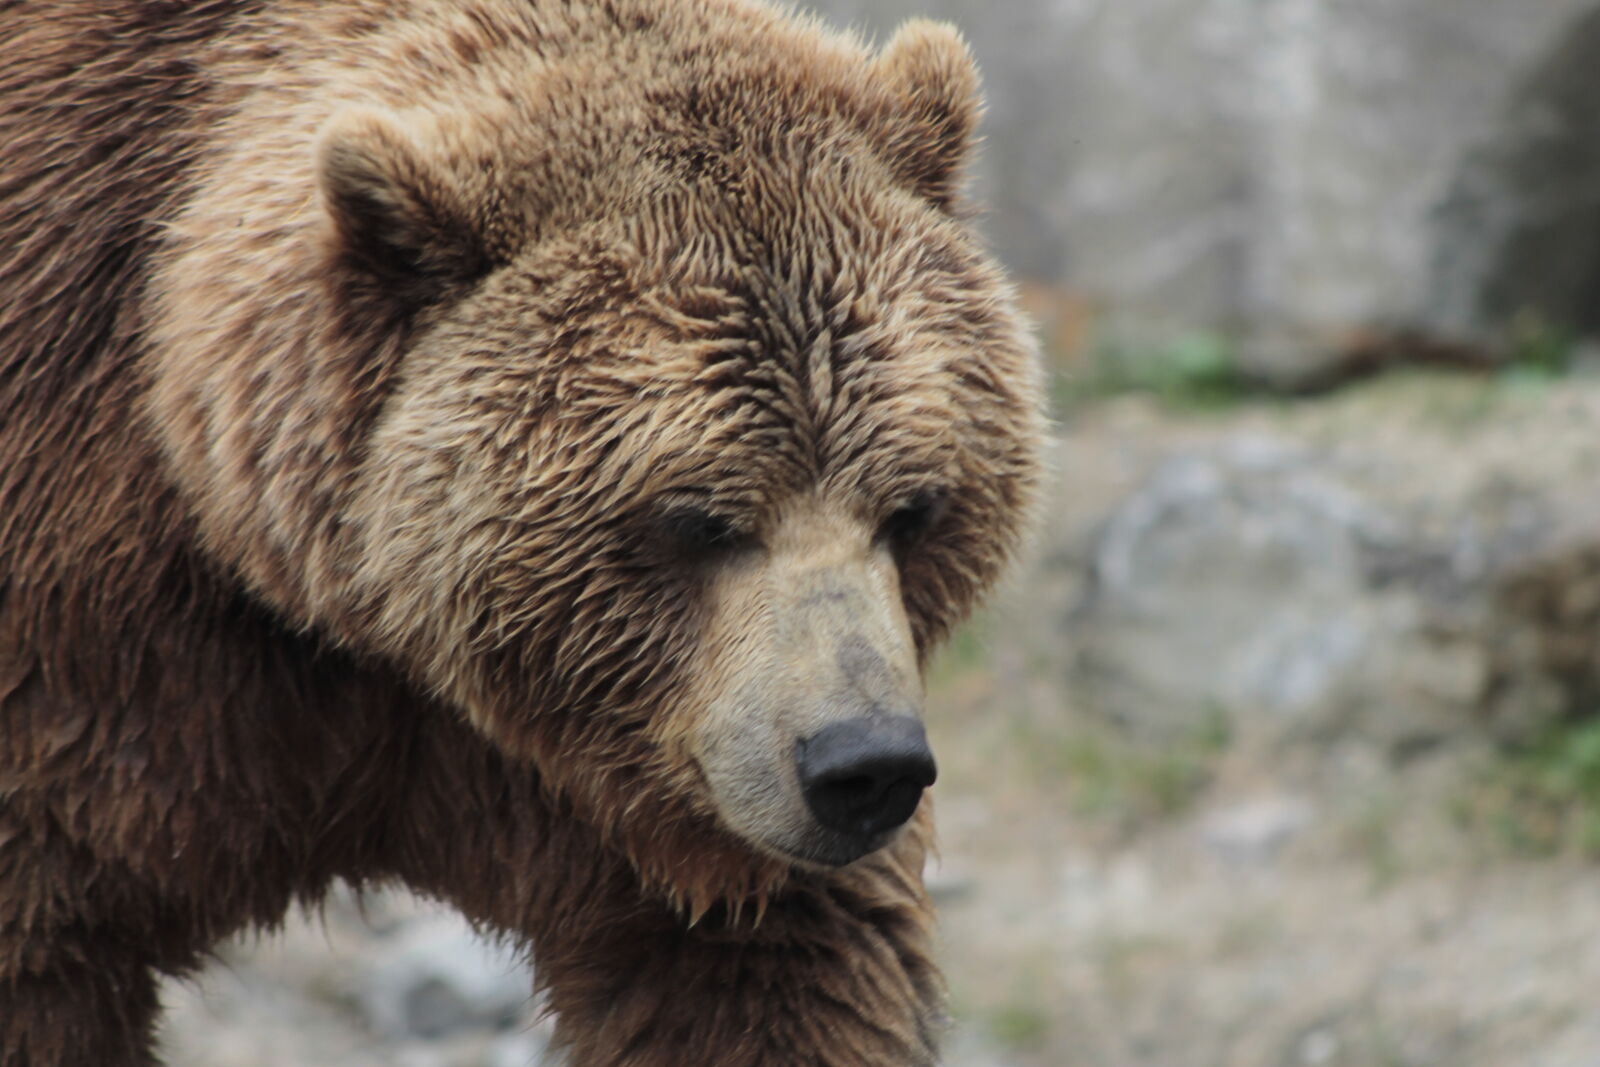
[
  {"x1": 341, "y1": 167, "x2": 1038, "y2": 873},
  {"x1": 146, "y1": 10, "x2": 1041, "y2": 900}
]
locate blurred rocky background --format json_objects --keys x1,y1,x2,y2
[
  {"x1": 819, "y1": 0, "x2": 1600, "y2": 389},
  {"x1": 161, "y1": 2, "x2": 1600, "y2": 1064}
]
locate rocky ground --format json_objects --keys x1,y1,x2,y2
[{"x1": 161, "y1": 373, "x2": 1600, "y2": 1066}]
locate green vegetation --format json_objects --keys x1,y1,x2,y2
[
  {"x1": 943, "y1": 948, "x2": 1057, "y2": 1058},
  {"x1": 926, "y1": 613, "x2": 1231, "y2": 830},
  {"x1": 1049, "y1": 312, "x2": 1586, "y2": 420},
  {"x1": 927, "y1": 612, "x2": 993, "y2": 690},
  {"x1": 1346, "y1": 791, "x2": 1405, "y2": 889},
  {"x1": 1502, "y1": 310, "x2": 1579, "y2": 383},
  {"x1": 1052, "y1": 331, "x2": 1256, "y2": 413},
  {"x1": 1023, "y1": 707, "x2": 1233, "y2": 830},
  {"x1": 1332, "y1": 368, "x2": 1506, "y2": 430},
  {"x1": 986, "y1": 1002, "x2": 1051, "y2": 1054},
  {"x1": 1457, "y1": 717, "x2": 1600, "y2": 858}
]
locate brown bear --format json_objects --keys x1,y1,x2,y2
[{"x1": 0, "y1": 0, "x2": 1042, "y2": 1063}]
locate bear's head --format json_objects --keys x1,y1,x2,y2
[{"x1": 147, "y1": 3, "x2": 1041, "y2": 909}]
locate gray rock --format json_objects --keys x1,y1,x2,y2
[
  {"x1": 802, "y1": 0, "x2": 1600, "y2": 378},
  {"x1": 356, "y1": 914, "x2": 534, "y2": 1041},
  {"x1": 1198, "y1": 795, "x2": 1315, "y2": 866},
  {"x1": 158, "y1": 891, "x2": 558, "y2": 1067},
  {"x1": 1429, "y1": 7, "x2": 1600, "y2": 340},
  {"x1": 1058, "y1": 418, "x2": 1599, "y2": 750}
]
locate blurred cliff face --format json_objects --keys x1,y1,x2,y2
[{"x1": 806, "y1": 0, "x2": 1600, "y2": 377}]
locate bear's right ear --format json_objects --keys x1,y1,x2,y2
[{"x1": 317, "y1": 108, "x2": 491, "y2": 301}]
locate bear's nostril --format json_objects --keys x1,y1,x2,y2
[
  {"x1": 796, "y1": 716, "x2": 937, "y2": 840},
  {"x1": 821, "y1": 775, "x2": 877, "y2": 804}
]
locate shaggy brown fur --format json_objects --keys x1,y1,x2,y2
[{"x1": 0, "y1": 1, "x2": 1043, "y2": 1064}]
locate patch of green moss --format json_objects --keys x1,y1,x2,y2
[
  {"x1": 926, "y1": 613, "x2": 994, "y2": 691},
  {"x1": 1502, "y1": 310, "x2": 1579, "y2": 382},
  {"x1": 1457, "y1": 717, "x2": 1600, "y2": 858},
  {"x1": 986, "y1": 1002, "x2": 1051, "y2": 1053},
  {"x1": 1023, "y1": 707, "x2": 1232, "y2": 829},
  {"x1": 1052, "y1": 332, "x2": 1256, "y2": 414}
]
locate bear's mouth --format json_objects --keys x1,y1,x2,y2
[{"x1": 776, "y1": 822, "x2": 910, "y2": 868}]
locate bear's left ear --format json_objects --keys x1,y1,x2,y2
[
  {"x1": 317, "y1": 108, "x2": 492, "y2": 301},
  {"x1": 873, "y1": 20, "x2": 982, "y2": 211}
]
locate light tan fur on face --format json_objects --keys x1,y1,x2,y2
[{"x1": 683, "y1": 495, "x2": 923, "y2": 863}]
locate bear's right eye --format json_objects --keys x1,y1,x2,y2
[{"x1": 658, "y1": 507, "x2": 747, "y2": 557}]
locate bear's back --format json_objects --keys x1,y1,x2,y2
[
  {"x1": 0, "y1": 2, "x2": 254, "y2": 574},
  {"x1": 0, "y1": 3, "x2": 258, "y2": 744}
]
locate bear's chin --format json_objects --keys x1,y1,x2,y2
[{"x1": 763, "y1": 825, "x2": 905, "y2": 870}]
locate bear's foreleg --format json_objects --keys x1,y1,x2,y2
[
  {"x1": 533, "y1": 823, "x2": 944, "y2": 1067},
  {"x1": 0, "y1": 943, "x2": 162, "y2": 1067},
  {"x1": 389, "y1": 716, "x2": 945, "y2": 1065}
]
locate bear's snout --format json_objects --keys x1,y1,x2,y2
[
  {"x1": 685, "y1": 500, "x2": 952, "y2": 867},
  {"x1": 795, "y1": 715, "x2": 936, "y2": 843}
]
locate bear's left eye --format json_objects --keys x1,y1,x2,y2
[{"x1": 879, "y1": 489, "x2": 948, "y2": 548}]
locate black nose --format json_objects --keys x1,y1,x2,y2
[{"x1": 796, "y1": 716, "x2": 937, "y2": 839}]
